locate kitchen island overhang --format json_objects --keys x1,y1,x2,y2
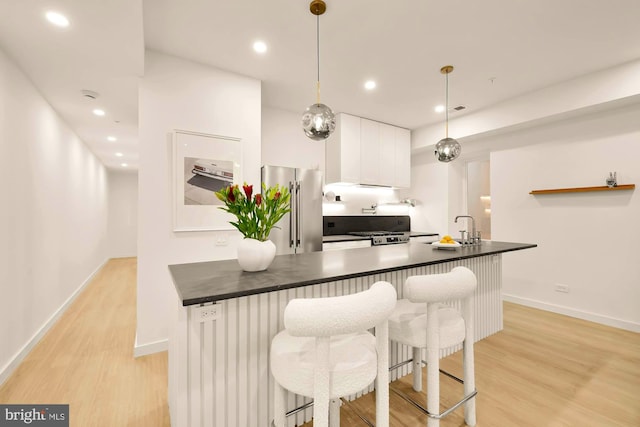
[{"x1": 167, "y1": 241, "x2": 536, "y2": 427}]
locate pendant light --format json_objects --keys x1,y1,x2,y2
[
  {"x1": 301, "y1": 0, "x2": 336, "y2": 141},
  {"x1": 434, "y1": 65, "x2": 461, "y2": 162}
]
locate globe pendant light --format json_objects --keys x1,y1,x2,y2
[
  {"x1": 434, "y1": 65, "x2": 461, "y2": 162},
  {"x1": 302, "y1": 0, "x2": 336, "y2": 141}
]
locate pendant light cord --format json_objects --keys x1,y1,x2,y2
[
  {"x1": 445, "y1": 72, "x2": 449, "y2": 138},
  {"x1": 316, "y1": 14, "x2": 320, "y2": 104}
]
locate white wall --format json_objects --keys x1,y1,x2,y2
[
  {"x1": 409, "y1": 60, "x2": 640, "y2": 331},
  {"x1": 404, "y1": 150, "x2": 468, "y2": 236},
  {"x1": 405, "y1": 152, "x2": 448, "y2": 234},
  {"x1": 0, "y1": 48, "x2": 108, "y2": 383},
  {"x1": 108, "y1": 170, "x2": 138, "y2": 258},
  {"x1": 466, "y1": 160, "x2": 491, "y2": 239},
  {"x1": 490, "y1": 104, "x2": 640, "y2": 331},
  {"x1": 262, "y1": 107, "x2": 325, "y2": 171},
  {"x1": 136, "y1": 51, "x2": 261, "y2": 355},
  {"x1": 412, "y1": 59, "x2": 640, "y2": 152}
]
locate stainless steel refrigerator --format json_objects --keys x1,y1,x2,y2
[{"x1": 261, "y1": 165, "x2": 323, "y2": 254}]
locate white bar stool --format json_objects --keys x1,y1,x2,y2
[
  {"x1": 388, "y1": 266, "x2": 478, "y2": 427},
  {"x1": 270, "y1": 281, "x2": 397, "y2": 427}
]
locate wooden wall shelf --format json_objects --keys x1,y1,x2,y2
[{"x1": 530, "y1": 184, "x2": 635, "y2": 195}]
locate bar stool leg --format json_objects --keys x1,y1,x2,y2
[
  {"x1": 329, "y1": 399, "x2": 341, "y2": 427},
  {"x1": 463, "y1": 299, "x2": 476, "y2": 426},
  {"x1": 273, "y1": 381, "x2": 287, "y2": 427},
  {"x1": 412, "y1": 347, "x2": 422, "y2": 391},
  {"x1": 376, "y1": 320, "x2": 390, "y2": 427},
  {"x1": 463, "y1": 340, "x2": 476, "y2": 426},
  {"x1": 314, "y1": 337, "x2": 331, "y2": 427},
  {"x1": 427, "y1": 302, "x2": 440, "y2": 427}
]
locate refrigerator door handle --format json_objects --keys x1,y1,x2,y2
[
  {"x1": 295, "y1": 181, "x2": 301, "y2": 247},
  {"x1": 289, "y1": 182, "x2": 294, "y2": 247}
]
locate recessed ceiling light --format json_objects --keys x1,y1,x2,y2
[
  {"x1": 107, "y1": 136, "x2": 117, "y2": 142},
  {"x1": 434, "y1": 105, "x2": 445, "y2": 113},
  {"x1": 253, "y1": 41, "x2": 267, "y2": 54},
  {"x1": 115, "y1": 152, "x2": 123, "y2": 157},
  {"x1": 92, "y1": 109, "x2": 105, "y2": 117},
  {"x1": 45, "y1": 11, "x2": 70, "y2": 28},
  {"x1": 364, "y1": 80, "x2": 376, "y2": 90},
  {"x1": 121, "y1": 163, "x2": 128, "y2": 167}
]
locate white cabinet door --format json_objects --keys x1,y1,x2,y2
[
  {"x1": 379, "y1": 123, "x2": 396, "y2": 186},
  {"x1": 360, "y1": 118, "x2": 380, "y2": 185},
  {"x1": 394, "y1": 127, "x2": 411, "y2": 188},
  {"x1": 325, "y1": 113, "x2": 360, "y2": 184},
  {"x1": 326, "y1": 113, "x2": 411, "y2": 187}
]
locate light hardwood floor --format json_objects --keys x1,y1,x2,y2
[
  {"x1": 309, "y1": 303, "x2": 640, "y2": 427},
  {"x1": 0, "y1": 258, "x2": 170, "y2": 426},
  {"x1": 1, "y1": 258, "x2": 639, "y2": 426}
]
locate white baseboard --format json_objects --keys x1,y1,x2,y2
[
  {"x1": 502, "y1": 294, "x2": 640, "y2": 333},
  {"x1": 0, "y1": 258, "x2": 109, "y2": 387},
  {"x1": 134, "y1": 336, "x2": 168, "y2": 357}
]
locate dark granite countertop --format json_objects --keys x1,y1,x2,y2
[
  {"x1": 407, "y1": 231, "x2": 440, "y2": 238},
  {"x1": 323, "y1": 231, "x2": 439, "y2": 243},
  {"x1": 323, "y1": 235, "x2": 371, "y2": 243},
  {"x1": 169, "y1": 241, "x2": 536, "y2": 306}
]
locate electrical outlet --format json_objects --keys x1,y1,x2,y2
[
  {"x1": 195, "y1": 305, "x2": 219, "y2": 322},
  {"x1": 215, "y1": 233, "x2": 228, "y2": 246},
  {"x1": 555, "y1": 284, "x2": 570, "y2": 293}
]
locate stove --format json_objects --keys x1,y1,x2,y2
[{"x1": 348, "y1": 231, "x2": 410, "y2": 245}]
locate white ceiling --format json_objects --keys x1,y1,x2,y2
[
  {"x1": 1, "y1": 0, "x2": 640, "y2": 170},
  {"x1": 0, "y1": 0, "x2": 143, "y2": 169}
]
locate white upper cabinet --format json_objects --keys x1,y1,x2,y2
[
  {"x1": 378, "y1": 123, "x2": 397, "y2": 186},
  {"x1": 394, "y1": 127, "x2": 411, "y2": 188},
  {"x1": 325, "y1": 113, "x2": 411, "y2": 188},
  {"x1": 360, "y1": 118, "x2": 381, "y2": 185},
  {"x1": 325, "y1": 113, "x2": 361, "y2": 184}
]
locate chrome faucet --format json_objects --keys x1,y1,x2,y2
[{"x1": 455, "y1": 215, "x2": 479, "y2": 245}]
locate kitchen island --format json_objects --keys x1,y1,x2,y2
[{"x1": 168, "y1": 241, "x2": 536, "y2": 427}]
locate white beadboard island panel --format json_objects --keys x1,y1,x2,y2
[{"x1": 169, "y1": 252, "x2": 505, "y2": 427}]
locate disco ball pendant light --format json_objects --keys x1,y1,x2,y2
[
  {"x1": 434, "y1": 65, "x2": 461, "y2": 162},
  {"x1": 302, "y1": 0, "x2": 336, "y2": 141}
]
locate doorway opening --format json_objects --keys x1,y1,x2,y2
[{"x1": 466, "y1": 159, "x2": 491, "y2": 240}]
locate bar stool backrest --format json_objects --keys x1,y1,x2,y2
[
  {"x1": 405, "y1": 266, "x2": 477, "y2": 304},
  {"x1": 284, "y1": 281, "x2": 398, "y2": 337}
]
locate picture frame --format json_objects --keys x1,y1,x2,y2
[{"x1": 172, "y1": 129, "x2": 242, "y2": 232}]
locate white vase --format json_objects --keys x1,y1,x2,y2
[{"x1": 237, "y1": 238, "x2": 276, "y2": 272}]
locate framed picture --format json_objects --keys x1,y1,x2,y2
[{"x1": 173, "y1": 129, "x2": 242, "y2": 231}]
